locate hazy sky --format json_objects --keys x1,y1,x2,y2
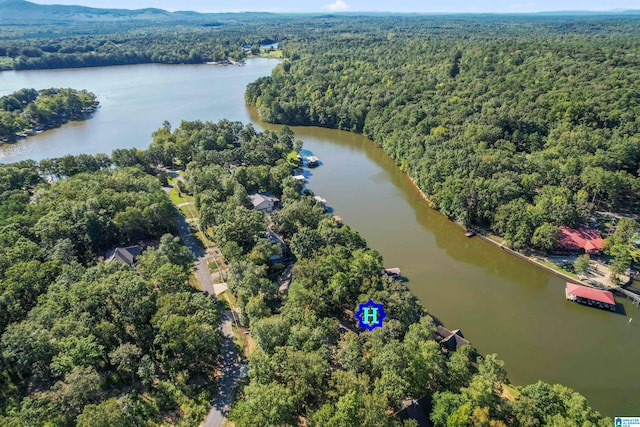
[{"x1": 30, "y1": 0, "x2": 640, "y2": 13}]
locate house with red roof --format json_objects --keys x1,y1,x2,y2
[
  {"x1": 557, "y1": 228, "x2": 604, "y2": 254},
  {"x1": 565, "y1": 282, "x2": 616, "y2": 311}
]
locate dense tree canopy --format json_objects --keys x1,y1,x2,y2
[
  {"x1": 246, "y1": 15, "x2": 640, "y2": 248},
  {"x1": 0, "y1": 158, "x2": 220, "y2": 426},
  {"x1": 140, "y1": 120, "x2": 610, "y2": 426},
  {"x1": 0, "y1": 88, "x2": 98, "y2": 140},
  {"x1": 0, "y1": 21, "x2": 284, "y2": 70}
]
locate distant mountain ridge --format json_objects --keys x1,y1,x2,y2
[
  {"x1": 0, "y1": 0, "x2": 180, "y2": 22},
  {"x1": 0, "y1": 0, "x2": 273, "y2": 23},
  {"x1": 1, "y1": 0, "x2": 638, "y2": 24}
]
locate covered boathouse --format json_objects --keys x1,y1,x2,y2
[{"x1": 565, "y1": 282, "x2": 616, "y2": 311}]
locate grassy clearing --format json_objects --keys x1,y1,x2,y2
[
  {"x1": 188, "y1": 272, "x2": 201, "y2": 290},
  {"x1": 208, "y1": 259, "x2": 220, "y2": 274},
  {"x1": 168, "y1": 186, "x2": 195, "y2": 206},
  {"x1": 237, "y1": 326, "x2": 256, "y2": 357},
  {"x1": 179, "y1": 203, "x2": 198, "y2": 219},
  {"x1": 196, "y1": 229, "x2": 215, "y2": 248},
  {"x1": 259, "y1": 48, "x2": 283, "y2": 59},
  {"x1": 536, "y1": 258, "x2": 579, "y2": 280},
  {"x1": 502, "y1": 383, "x2": 520, "y2": 401},
  {"x1": 218, "y1": 290, "x2": 237, "y2": 308},
  {"x1": 217, "y1": 292, "x2": 231, "y2": 310}
]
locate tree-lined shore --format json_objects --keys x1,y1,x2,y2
[{"x1": 0, "y1": 88, "x2": 98, "y2": 142}]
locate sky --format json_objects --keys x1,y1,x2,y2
[{"x1": 30, "y1": 0, "x2": 640, "y2": 13}]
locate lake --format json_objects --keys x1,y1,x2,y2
[{"x1": 1, "y1": 60, "x2": 639, "y2": 416}]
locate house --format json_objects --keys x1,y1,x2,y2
[
  {"x1": 557, "y1": 228, "x2": 604, "y2": 254},
  {"x1": 435, "y1": 325, "x2": 470, "y2": 351},
  {"x1": 249, "y1": 193, "x2": 281, "y2": 213},
  {"x1": 106, "y1": 246, "x2": 143, "y2": 267},
  {"x1": 266, "y1": 231, "x2": 288, "y2": 263},
  {"x1": 565, "y1": 282, "x2": 616, "y2": 311},
  {"x1": 395, "y1": 396, "x2": 432, "y2": 427}
]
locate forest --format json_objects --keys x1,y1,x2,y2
[
  {"x1": 0, "y1": 119, "x2": 611, "y2": 425},
  {"x1": 0, "y1": 17, "x2": 286, "y2": 70},
  {"x1": 246, "y1": 15, "x2": 640, "y2": 250},
  {"x1": 0, "y1": 88, "x2": 98, "y2": 140},
  {"x1": 0, "y1": 159, "x2": 220, "y2": 425},
  {"x1": 128, "y1": 119, "x2": 612, "y2": 426},
  {"x1": 1, "y1": 11, "x2": 638, "y2": 426}
]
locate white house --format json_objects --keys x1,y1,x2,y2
[{"x1": 249, "y1": 193, "x2": 281, "y2": 213}]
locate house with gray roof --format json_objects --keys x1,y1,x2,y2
[
  {"x1": 436, "y1": 325, "x2": 470, "y2": 351},
  {"x1": 106, "y1": 246, "x2": 143, "y2": 267},
  {"x1": 249, "y1": 193, "x2": 281, "y2": 213}
]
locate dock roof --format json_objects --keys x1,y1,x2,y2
[{"x1": 566, "y1": 282, "x2": 615, "y2": 305}]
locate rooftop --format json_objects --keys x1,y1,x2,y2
[
  {"x1": 106, "y1": 245, "x2": 143, "y2": 267},
  {"x1": 566, "y1": 282, "x2": 615, "y2": 305},
  {"x1": 558, "y1": 227, "x2": 604, "y2": 253},
  {"x1": 249, "y1": 192, "x2": 280, "y2": 208}
]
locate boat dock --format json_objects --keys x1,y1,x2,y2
[
  {"x1": 565, "y1": 282, "x2": 616, "y2": 311},
  {"x1": 307, "y1": 156, "x2": 320, "y2": 167},
  {"x1": 383, "y1": 267, "x2": 402, "y2": 280}
]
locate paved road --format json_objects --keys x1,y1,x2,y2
[
  {"x1": 203, "y1": 310, "x2": 248, "y2": 427},
  {"x1": 173, "y1": 212, "x2": 215, "y2": 295},
  {"x1": 163, "y1": 183, "x2": 247, "y2": 426}
]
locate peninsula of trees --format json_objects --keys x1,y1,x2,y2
[{"x1": 0, "y1": 88, "x2": 98, "y2": 141}]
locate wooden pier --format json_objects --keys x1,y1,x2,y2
[{"x1": 615, "y1": 287, "x2": 640, "y2": 307}]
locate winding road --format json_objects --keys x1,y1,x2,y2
[{"x1": 163, "y1": 182, "x2": 247, "y2": 427}]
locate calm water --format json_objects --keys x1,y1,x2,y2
[
  {"x1": 0, "y1": 60, "x2": 279, "y2": 162},
  {"x1": 1, "y1": 62, "x2": 639, "y2": 416}
]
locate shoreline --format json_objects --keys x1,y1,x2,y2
[
  {"x1": 399, "y1": 161, "x2": 637, "y2": 295},
  {"x1": 0, "y1": 105, "x2": 99, "y2": 147},
  {"x1": 251, "y1": 110, "x2": 611, "y2": 292}
]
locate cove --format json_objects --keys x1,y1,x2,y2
[{"x1": 1, "y1": 61, "x2": 638, "y2": 416}]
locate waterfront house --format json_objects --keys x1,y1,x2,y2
[
  {"x1": 395, "y1": 396, "x2": 432, "y2": 427},
  {"x1": 249, "y1": 193, "x2": 281, "y2": 213},
  {"x1": 436, "y1": 325, "x2": 470, "y2": 351},
  {"x1": 565, "y1": 282, "x2": 616, "y2": 311},
  {"x1": 106, "y1": 245, "x2": 143, "y2": 267},
  {"x1": 557, "y1": 228, "x2": 604, "y2": 254}
]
